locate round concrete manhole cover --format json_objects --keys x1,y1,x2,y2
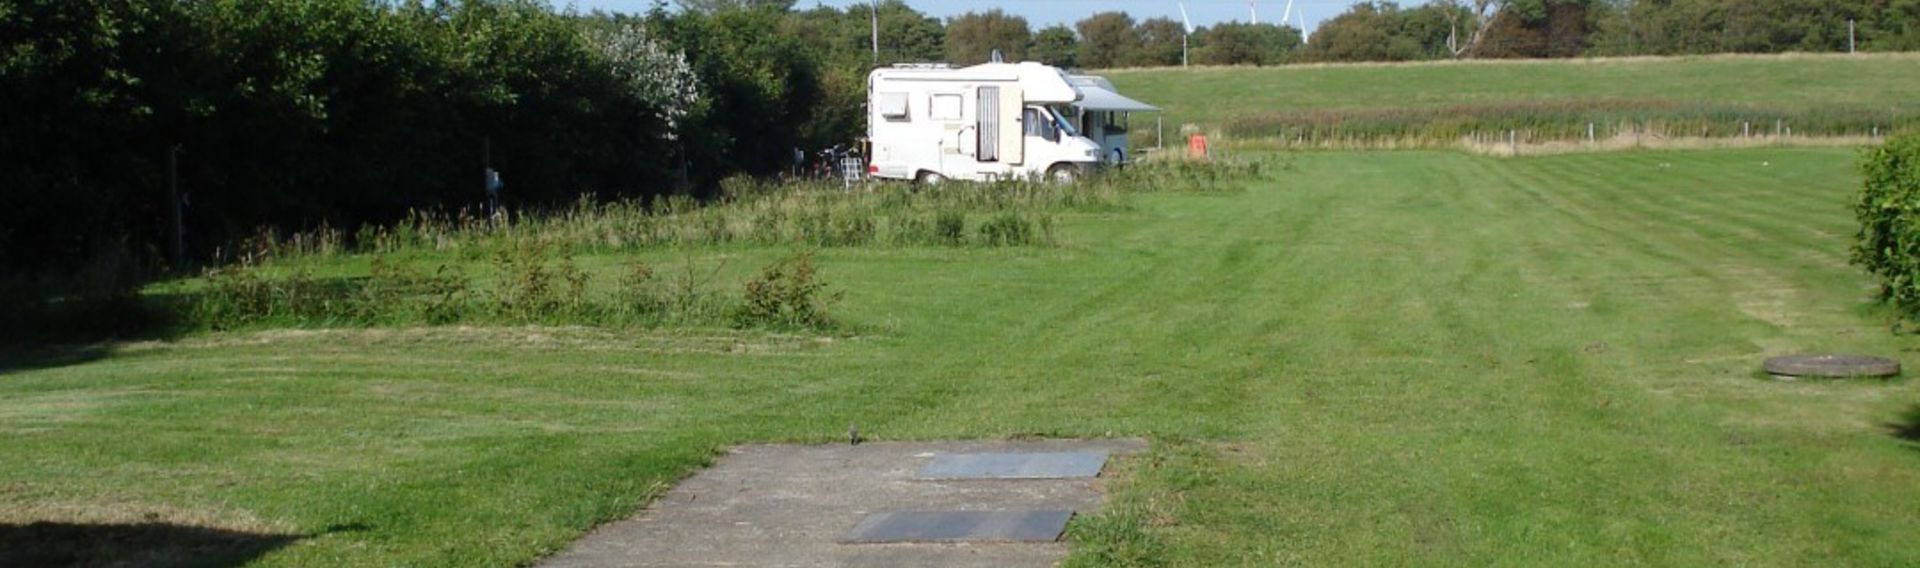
[{"x1": 1762, "y1": 354, "x2": 1901, "y2": 379}]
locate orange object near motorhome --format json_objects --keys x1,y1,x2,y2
[{"x1": 1187, "y1": 134, "x2": 1210, "y2": 161}]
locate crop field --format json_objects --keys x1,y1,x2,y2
[
  {"x1": 5, "y1": 145, "x2": 1920, "y2": 565},
  {"x1": 1106, "y1": 54, "x2": 1920, "y2": 144}
]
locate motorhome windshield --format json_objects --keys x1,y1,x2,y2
[
  {"x1": 1049, "y1": 106, "x2": 1080, "y2": 137},
  {"x1": 1023, "y1": 106, "x2": 1084, "y2": 141}
]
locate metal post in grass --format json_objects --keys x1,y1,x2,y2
[
  {"x1": 1508, "y1": 129, "x2": 1517, "y2": 156},
  {"x1": 1587, "y1": 122, "x2": 1595, "y2": 144},
  {"x1": 1850, "y1": 20, "x2": 1857, "y2": 54},
  {"x1": 1744, "y1": 121, "x2": 1750, "y2": 138}
]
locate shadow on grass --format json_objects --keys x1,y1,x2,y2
[
  {"x1": 0, "y1": 343, "x2": 120, "y2": 375},
  {"x1": 0, "y1": 521, "x2": 311, "y2": 567},
  {"x1": 0, "y1": 293, "x2": 189, "y2": 374},
  {"x1": 1890, "y1": 405, "x2": 1920, "y2": 446}
]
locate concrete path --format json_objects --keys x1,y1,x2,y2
[{"x1": 539, "y1": 438, "x2": 1148, "y2": 568}]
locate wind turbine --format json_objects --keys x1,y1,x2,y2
[
  {"x1": 1280, "y1": 0, "x2": 1294, "y2": 27},
  {"x1": 1177, "y1": 2, "x2": 1194, "y2": 67},
  {"x1": 1293, "y1": 5, "x2": 1307, "y2": 43},
  {"x1": 1250, "y1": 1, "x2": 1258, "y2": 25}
]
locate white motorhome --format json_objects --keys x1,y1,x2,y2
[
  {"x1": 1067, "y1": 75, "x2": 1159, "y2": 166},
  {"x1": 866, "y1": 62, "x2": 1102, "y2": 184}
]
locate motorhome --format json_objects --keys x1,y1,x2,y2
[
  {"x1": 866, "y1": 62, "x2": 1104, "y2": 184},
  {"x1": 1067, "y1": 75, "x2": 1159, "y2": 166}
]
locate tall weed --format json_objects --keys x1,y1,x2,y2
[{"x1": 242, "y1": 159, "x2": 1260, "y2": 262}]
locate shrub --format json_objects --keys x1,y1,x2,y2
[
  {"x1": 735, "y1": 252, "x2": 839, "y2": 329},
  {"x1": 934, "y1": 211, "x2": 968, "y2": 245},
  {"x1": 1853, "y1": 133, "x2": 1920, "y2": 322},
  {"x1": 796, "y1": 208, "x2": 877, "y2": 246},
  {"x1": 888, "y1": 214, "x2": 932, "y2": 246},
  {"x1": 194, "y1": 261, "x2": 331, "y2": 329},
  {"x1": 977, "y1": 213, "x2": 1036, "y2": 247},
  {"x1": 357, "y1": 257, "x2": 471, "y2": 325},
  {"x1": 491, "y1": 240, "x2": 590, "y2": 322},
  {"x1": 616, "y1": 259, "x2": 666, "y2": 318}
]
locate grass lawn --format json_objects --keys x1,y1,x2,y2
[
  {"x1": 1104, "y1": 53, "x2": 1920, "y2": 134},
  {"x1": 5, "y1": 148, "x2": 1920, "y2": 566}
]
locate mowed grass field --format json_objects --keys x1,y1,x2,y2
[
  {"x1": 1104, "y1": 53, "x2": 1920, "y2": 136},
  {"x1": 5, "y1": 147, "x2": 1920, "y2": 565}
]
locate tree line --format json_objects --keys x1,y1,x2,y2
[
  {"x1": 804, "y1": 0, "x2": 1919, "y2": 67},
  {"x1": 3, "y1": 0, "x2": 1917, "y2": 275},
  {"x1": 1, "y1": 0, "x2": 817, "y2": 273},
  {"x1": 1303, "y1": 0, "x2": 1920, "y2": 62}
]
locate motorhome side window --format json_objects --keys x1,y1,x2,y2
[
  {"x1": 878, "y1": 92, "x2": 910, "y2": 122},
  {"x1": 930, "y1": 94, "x2": 963, "y2": 121}
]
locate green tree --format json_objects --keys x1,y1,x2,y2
[
  {"x1": 652, "y1": 6, "x2": 823, "y2": 181},
  {"x1": 1030, "y1": 24, "x2": 1080, "y2": 67},
  {"x1": 1468, "y1": 0, "x2": 1591, "y2": 58},
  {"x1": 674, "y1": 0, "x2": 797, "y2": 13},
  {"x1": 1126, "y1": 17, "x2": 1187, "y2": 66},
  {"x1": 1300, "y1": 2, "x2": 1425, "y2": 62},
  {"x1": 1878, "y1": 0, "x2": 1920, "y2": 50},
  {"x1": 0, "y1": 0, "x2": 709, "y2": 271},
  {"x1": 1075, "y1": 12, "x2": 1138, "y2": 68},
  {"x1": 1196, "y1": 22, "x2": 1303, "y2": 65},
  {"x1": 1584, "y1": 0, "x2": 1907, "y2": 56},
  {"x1": 874, "y1": 1, "x2": 947, "y2": 62},
  {"x1": 945, "y1": 9, "x2": 1031, "y2": 65},
  {"x1": 777, "y1": 1, "x2": 943, "y2": 149},
  {"x1": 1398, "y1": 4, "x2": 1470, "y2": 58},
  {"x1": 785, "y1": 1, "x2": 943, "y2": 65}
]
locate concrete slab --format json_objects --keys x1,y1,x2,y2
[
  {"x1": 841, "y1": 511, "x2": 1074, "y2": 543},
  {"x1": 538, "y1": 438, "x2": 1147, "y2": 568},
  {"x1": 917, "y1": 452, "x2": 1109, "y2": 480}
]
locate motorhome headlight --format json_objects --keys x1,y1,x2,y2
[{"x1": 1085, "y1": 149, "x2": 1098, "y2": 158}]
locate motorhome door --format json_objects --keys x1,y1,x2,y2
[
  {"x1": 977, "y1": 86, "x2": 999, "y2": 162},
  {"x1": 976, "y1": 86, "x2": 1024, "y2": 165}
]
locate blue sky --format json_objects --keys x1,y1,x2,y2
[{"x1": 558, "y1": 0, "x2": 1382, "y2": 35}]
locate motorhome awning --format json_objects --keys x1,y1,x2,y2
[{"x1": 1075, "y1": 86, "x2": 1158, "y2": 112}]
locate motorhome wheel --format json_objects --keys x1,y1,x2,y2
[{"x1": 1047, "y1": 164, "x2": 1082, "y2": 184}]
